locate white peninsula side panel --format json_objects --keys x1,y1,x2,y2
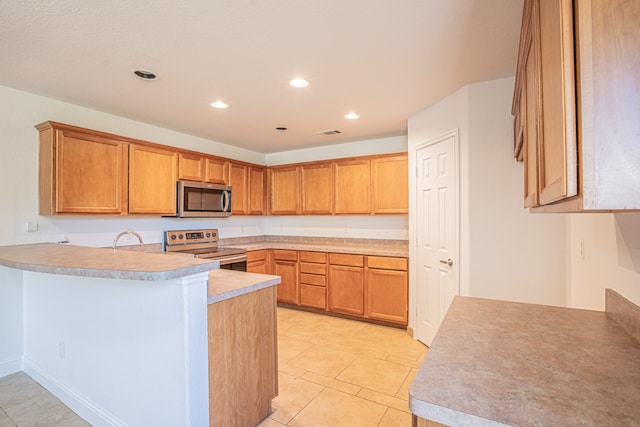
[{"x1": 21, "y1": 271, "x2": 210, "y2": 427}]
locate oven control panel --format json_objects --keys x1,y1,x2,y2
[{"x1": 164, "y1": 228, "x2": 219, "y2": 246}]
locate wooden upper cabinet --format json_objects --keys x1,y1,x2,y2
[
  {"x1": 178, "y1": 152, "x2": 206, "y2": 182},
  {"x1": 513, "y1": 0, "x2": 640, "y2": 211},
  {"x1": 300, "y1": 162, "x2": 333, "y2": 214},
  {"x1": 372, "y1": 154, "x2": 408, "y2": 214},
  {"x1": 128, "y1": 144, "x2": 177, "y2": 214},
  {"x1": 36, "y1": 122, "x2": 128, "y2": 215},
  {"x1": 228, "y1": 161, "x2": 248, "y2": 215},
  {"x1": 206, "y1": 157, "x2": 228, "y2": 184},
  {"x1": 334, "y1": 158, "x2": 371, "y2": 214},
  {"x1": 268, "y1": 166, "x2": 299, "y2": 215},
  {"x1": 248, "y1": 166, "x2": 266, "y2": 215},
  {"x1": 537, "y1": 0, "x2": 577, "y2": 205}
]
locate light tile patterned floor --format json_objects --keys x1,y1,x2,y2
[
  {"x1": 260, "y1": 307, "x2": 428, "y2": 427},
  {"x1": 0, "y1": 307, "x2": 427, "y2": 427}
]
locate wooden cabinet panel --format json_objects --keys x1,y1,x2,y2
[
  {"x1": 328, "y1": 264, "x2": 364, "y2": 315},
  {"x1": 128, "y1": 144, "x2": 177, "y2": 214},
  {"x1": 300, "y1": 162, "x2": 333, "y2": 214},
  {"x1": 300, "y1": 284, "x2": 326, "y2": 309},
  {"x1": 329, "y1": 253, "x2": 364, "y2": 267},
  {"x1": 334, "y1": 158, "x2": 371, "y2": 214},
  {"x1": 523, "y1": 18, "x2": 540, "y2": 208},
  {"x1": 178, "y1": 152, "x2": 205, "y2": 182},
  {"x1": 367, "y1": 256, "x2": 407, "y2": 271},
  {"x1": 205, "y1": 157, "x2": 228, "y2": 184},
  {"x1": 300, "y1": 273, "x2": 326, "y2": 287},
  {"x1": 269, "y1": 166, "x2": 299, "y2": 215},
  {"x1": 366, "y1": 268, "x2": 408, "y2": 325},
  {"x1": 246, "y1": 250, "x2": 268, "y2": 263},
  {"x1": 300, "y1": 251, "x2": 327, "y2": 263},
  {"x1": 248, "y1": 166, "x2": 266, "y2": 215},
  {"x1": 372, "y1": 155, "x2": 408, "y2": 214},
  {"x1": 247, "y1": 250, "x2": 269, "y2": 274},
  {"x1": 274, "y1": 259, "x2": 299, "y2": 305},
  {"x1": 37, "y1": 123, "x2": 128, "y2": 215},
  {"x1": 300, "y1": 262, "x2": 326, "y2": 275},
  {"x1": 537, "y1": 0, "x2": 577, "y2": 205},
  {"x1": 228, "y1": 162, "x2": 248, "y2": 215},
  {"x1": 273, "y1": 250, "x2": 298, "y2": 261},
  {"x1": 208, "y1": 286, "x2": 277, "y2": 427}
]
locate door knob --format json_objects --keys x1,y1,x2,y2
[{"x1": 439, "y1": 258, "x2": 454, "y2": 267}]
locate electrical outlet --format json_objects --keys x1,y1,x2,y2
[
  {"x1": 25, "y1": 222, "x2": 38, "y2": 232},
  {"x1": 58, "y1": 341, "x2": 65, "y2": 359}
]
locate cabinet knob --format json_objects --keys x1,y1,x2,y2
[{"x1": 439, "y1": 258, "x2": 454, "y2": 267}]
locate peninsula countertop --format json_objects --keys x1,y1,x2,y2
[
  {"x1": 0, "y1": 243, "x2": 219, "y2": 280},
  {"x1": 208, "y1": 269, "x2": 280, "y2": 304},
  {"x1": 409, "y1": 296, "x2": 640, "y2": 426}
]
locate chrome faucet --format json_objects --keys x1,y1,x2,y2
[{"x1": 112, "y1": 230, "x2": 144, "y2": 249}]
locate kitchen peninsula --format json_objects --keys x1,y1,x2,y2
[{"x1": 0, "y1": 243, "x2": 280, "y2": 427}]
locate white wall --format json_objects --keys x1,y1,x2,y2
[
  {"x1": 408, "y1": 77, "x2": 567, "y2": 315},
  {"x1": 569, "y1": 213, "x2": 640, "y2": 310},
  {"x1": 0, "y1": 267, "x2": 23, "y2": 377}
]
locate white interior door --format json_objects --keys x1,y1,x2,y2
[{"x1": 415, "y1": 131, "x2": 459, "y2": 346}]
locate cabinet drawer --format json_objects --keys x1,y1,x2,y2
[
  {"x1": 300, "y1": 273, "x2": 326, "y2": 287},
  {"x1": 299, "y1": 251, "x2": 327, "y2": 263},
  {"x1": 329, "y1": 253, "x2": 364, "y2": 267},
  {"x1": 367, "y1": 256, "x2": 407, "y2": 271},
  {"x1": 300, "y1": 284, "x2": 326, "y2": 309},
  {"x1": 273, "y1": 249, "x2": 298, "y2": 261},
  {"x1": 300, "y1": 262, "x2": 326, "y2": 275},
  {"x1": 246, "y1": 249, "x2": 267, "y2": 263}
]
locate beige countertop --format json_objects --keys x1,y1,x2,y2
[
  {"x1": 222, "y1": 236, "x2": 409, "y2": 258},
  {"x1": 409, "y1": 296, "x2": 640, "y2": 426},
  {"x1": 0, "y1": 243, "x2": 218, "y2": 281},
  {"x1": 208, "y1": 269, "x2": 280, "y2": 304}
]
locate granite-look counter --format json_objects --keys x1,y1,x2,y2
[
  {"x1": 221, "y1": 235, "x2": 408, "y2": 258},
  {"x1": 409, "y1": 296, "x2": 640, "y2": 426},
  {"x1": 208, "y1": 269, "x2": 280, "y2": 304},
  {"x1": 0, "y1": 243, "x2": 218, "y2": 280}
]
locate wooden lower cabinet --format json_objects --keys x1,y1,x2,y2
[
  {"x1": 412, "y1": 415, "x2": 449, "y2": 427},
  {"x1": 299, "y1": 251, "x2": 327, "y2": 309},
  {"x1": 273, "y1": 250, "x2": 299, "y2": 305},
  {"x1": 247, "y1": 250, "x2": 269, "y2": 274},
  {"x1": 328, "y1": 253, "x2": 365, "y2": 316},
  {"x1": 366, "y1": 256, "x2": 408, "y2": 325},
  {"x1": 208, "y1": 286, "x2": 278, "y2": 427}
]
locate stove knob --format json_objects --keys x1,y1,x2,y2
[
  {"x1": 212, "y1": 232, "x2": 217, "y2": 238},
  {"x1": 206, "y1": 233, "x2": 211, "y2": 238},
  {"x1": 178, "y1": 234, "x2": 184, "y2": 239},
  {"x1": 170, "y1": 235, "x2": 176, "y2": 240}
]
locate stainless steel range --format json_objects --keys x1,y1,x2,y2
[{"x1": 164, "y1": 228, "x2": 247, "y2": 271}]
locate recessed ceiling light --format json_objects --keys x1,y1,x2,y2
[
  {"x1": 289, "y1": 77, "x2": 309, "y2": 88},
  {"x1": 133, "y1": 69, "x2": 156, "y2": 80},
  {"x1": 210, "y1": 101, "x2": 229, "y2": 109},
  {"x1": 344, "y1": 113, "x2": 360, "y2": 120}
]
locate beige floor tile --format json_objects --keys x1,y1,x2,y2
[
  {"x1": 386, "y1": 354, "x2": 425, "y2": 368},
  {"x1": 278, "y1": 336, "x2": 315, "y2": 363},
  {"x1": 357, "y1": 388, "x2": 410, "y2": 413},
  {"x1": 0, "y1": 372, "x2": 50, "y2": 408},
  {"x1": 270, "y1": 372, "x2": 324, "y2": 424},
  {"x1": 289, "y1": 388, "x2": 387, "y2": 427},
  {"x1": 257, "y1": 417, "x2": 287, "y2": 427},
  {"x1": 287, "y1": 345, "x2": 358, "y2": 378},
  {"x1": 278, "y1": 362, "x2": 307, "y2": 378},
  {"x1": 378, "y1": 407, "x2": 413, "y2": 427},
  {"x1": 0, "y1": 409, "x2": 14, "y2": 427},
  {"x1": 3, "y1": 392, "x2": 83, "y2": 427},
  {"x1": 395, "y1": 368, "x2": 418, "y2": 400},
  {"x1": 300, "y1": 371, "x2": 361, "y2": 395},
  {"x1": 337, "y1": 356, "x2": 411, "y2": 396}
]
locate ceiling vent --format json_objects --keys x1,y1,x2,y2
[{"x1": 315, "y1": 129, "x2": 342, "y2": 136}]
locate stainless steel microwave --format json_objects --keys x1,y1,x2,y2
[{"x1": 174, "y1": 180, "x2": 232, "y2": 218}]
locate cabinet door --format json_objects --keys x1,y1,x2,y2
[
  {"x1": 129, "y1": 144, "x2": 177, "y2": 214},
  {"x1": 248, "y1": 166, "x2": 266, "y2": 215},
  {"x1": 328, "y1": 264, "x2": 364, "y2": 316},
  {"x1": 228, "y1": 162, "x2": 248, "y2": 215},
  {"x1": 537, "y1": 0, "x2": 577, "y2": 205},
  {"x1": 247, "y1": 250, "x2": 269, "y2": 274},
  {"x1": 366, "y1": 268, "x2": 408, "y2": 325},
  {"x1": 269, "y1": 166, "x2": 299, "y2": 215},
  {"x1": 300, "y1": 162, "x2": 333, "y2": 214},
  {"x1": 273, "y1": 259, "x2": 299, "y2": 305},
  {"x1": 372, "y1": 154, "x2": 408, "y2": 214},
  {"x1": 206, "y1": 157, "x2": 228, "y2": 184},
  {"x1": 334, "y1": 159, "x2": 371, "y2": 214},
  {"x1": 178, "y1": 152, "x2": 205, "y2": 182},
  {"x1": 43, "y1": 127, "x2": 128, "y2": 214},
  {"x1": 521, "y1": 0, "x2": 541, "y2": 208}
]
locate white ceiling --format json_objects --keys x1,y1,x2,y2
[{"x1": 0, "y1": 0, "x2": 523, "y2": 154}]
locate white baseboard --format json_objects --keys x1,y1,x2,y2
[
  {"x1": 0, "y1": 357, "x2": 22, "y2": 378},
  {"x1": 23, "y1": 358, "x2": 127, "y2": 427}
]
